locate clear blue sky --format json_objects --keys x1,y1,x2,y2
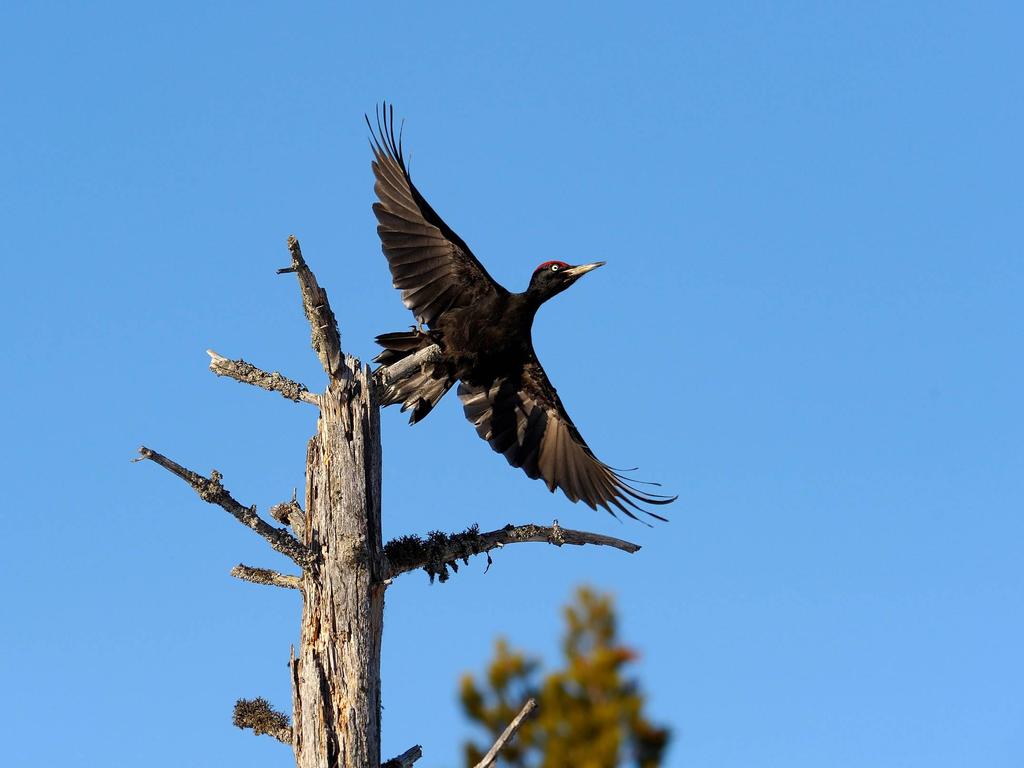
[{"x1": 2, "y1": 2, "x2": 1021, "y2": 766}]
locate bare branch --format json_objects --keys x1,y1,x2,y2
[
  {"x1": 382, "y1": 745, "x2": 423, "y2": 768},
  {"x1": 473, "y1": 698, "x2": 537, "y2": 768},
  {"x1": 233, "y1": 697, "x2": 292, "y2": 744},
  {"x1": 207, "y1": 349, "x2": 319, "y2": 405},
  {"x1": 134, "y1": 446, "x2": 314, "y2": 567},
  {"x1": 384, "y1": 521, "x2": 640, "y2": 582},
  {"x1": 231, "y1": 564, "x2": 301, "y2": 590},
  {"x1": 278, "y1": 235, "x2": 344, "y2": 380}
]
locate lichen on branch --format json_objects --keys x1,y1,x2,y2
[
  {"x1": 233, "y1": 697, "x2": 292, "y2": 744},
  {"x1": 384, "y1": 522, "x2": 640, "y2": 583}
]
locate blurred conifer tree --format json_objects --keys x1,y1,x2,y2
[{"x1": 460, "y1": 587, "x2": 670, "y2": 767}]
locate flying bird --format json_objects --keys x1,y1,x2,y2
[{"x1": 368, "y1": 105, "x2": 673, "y2": 522}]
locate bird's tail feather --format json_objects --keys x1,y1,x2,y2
[
  {"x1": 374, "y1": 330, "x2": 454, "y2": 424},
  {"x1": 374, "y1": 330, "x2": 430, "y2": 365}
]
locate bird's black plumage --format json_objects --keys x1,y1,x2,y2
[{"x1": 368, "y1": 105, "x2": 674, "y2": 522}]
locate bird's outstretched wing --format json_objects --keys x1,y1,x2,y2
[
  {"x1": 458, "y1": 358, "x2": 674, "y2": 522},
  {"x1": 368, "y1": 104, "x2": 508, "y2": 326}
]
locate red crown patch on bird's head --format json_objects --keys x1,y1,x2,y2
[{"x1": 534, "y1": 260, "x2": 571, "y2": 274}]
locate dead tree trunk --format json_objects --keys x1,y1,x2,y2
[
  {"x1": 293, "y1": 363, "x2": 385, "y2": 767},
  {"x1": 136, "y1": 236, "x2": 640, "y2": 768}
]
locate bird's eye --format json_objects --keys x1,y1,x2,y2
[{"x1": 550, "y1": 264, "x2": 560, "y2": 272}]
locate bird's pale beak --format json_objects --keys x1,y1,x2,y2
[{"x1": 562, "y1": 261, "x2": 606, "y2": 278}]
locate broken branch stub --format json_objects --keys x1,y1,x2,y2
[{"x1": 281, "y1": 235, "x2": 344, "y2": 381}]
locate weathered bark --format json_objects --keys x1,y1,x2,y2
[{"x1": 292, "y1": 362, "x2": 385, "y2": 768}]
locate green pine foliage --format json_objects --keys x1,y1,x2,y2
[{"x1": 460, "y1": 587, "x2": 670, "y2": 768}]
